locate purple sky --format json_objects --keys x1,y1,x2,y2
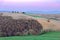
[{"x1": 0, "y1": 0, "x2": 60, "y2": 13}]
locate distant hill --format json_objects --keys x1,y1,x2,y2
[{"x1": 27, "y1": 14, "x2": 60, "y2": 21}]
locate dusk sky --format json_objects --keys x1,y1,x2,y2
[{"x1": 0, "y1": 0, "x2": 60, "y2": 14}]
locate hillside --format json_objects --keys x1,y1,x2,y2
[
  {"x1": 0, "y1": 13, "x2": 60, "y2": 40},
  {"x1": 26, "y1": 14, "x2": 60, "y2": 21}
]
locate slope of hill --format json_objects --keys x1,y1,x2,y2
[
  {"x1": 36, "y1": 18, "x2": 60, "y2": 31},
  {"x1": 26, "y1": 14, "x2": 60, "y2": 21},
  {"x1": 0, "y1": 13, "x2": 60, "y2": 40}
]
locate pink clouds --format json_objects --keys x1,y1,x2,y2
[{"x1": 0, "y1": 0, "x2": 60, "y2": 11}]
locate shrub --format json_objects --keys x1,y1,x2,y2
[{"x1": 0, "y1": 16, "x2": 43, "y2": 37}]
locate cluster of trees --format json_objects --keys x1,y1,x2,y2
[
  {"x1": 0, "y1": 16, "x2": 43, "y2": 37},
  {"x1": 11, "y1": 11, "x2": 26, "y2": 14},
  {"x1": 11, "y1": 11, "x2": 19, "y2": 13}
]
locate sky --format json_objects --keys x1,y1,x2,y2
[{"x1": 0, "y1": 0, "x2": 60, "y2": 14}]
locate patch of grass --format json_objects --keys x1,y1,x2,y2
[
  {"x1": 25, "y1": 14, "x2": 42, "y2": 18},
  {"x1": 0, "y1": 32, "x2": 60, "y2": 40}
]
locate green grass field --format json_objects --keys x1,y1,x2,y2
[{"x1": 0, "y1": 32, "x2": 60, "y2": 40}]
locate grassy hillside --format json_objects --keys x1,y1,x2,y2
[
  {"x1": 0, "y1": 13, "x2": 60, "y2": 40},
  {"x1": 25, "y1": 13, "x2": 60, "y2": 21},
  {"x1": 24, "y1": 14, "x2": 43, "y2": 18},
  {"x1": 0, "y1": 32, "x2": 60, "y2": 40}
]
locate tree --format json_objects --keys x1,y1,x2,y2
[{"x1": 22, "y1": 12, "x2": 25, "y2": 14}]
